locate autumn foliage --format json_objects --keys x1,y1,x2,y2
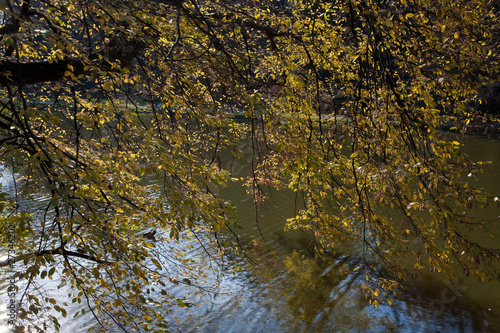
[{"x1": 0, "y1": 0, "x2": 499, "y2": 331}]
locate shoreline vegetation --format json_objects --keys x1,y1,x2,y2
[{"x1": 28, "y1": 99, "x2": 500, "y2": 138}]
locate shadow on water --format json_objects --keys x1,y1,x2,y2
[{"x1": 167, "y1": 233, "x2": 499, "y2": 332}]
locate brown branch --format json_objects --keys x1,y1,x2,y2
[
  {"x1": 0, "y1": 37, "x2": 145, "y2": 86},
  {"x1": 61, "y1": 249, "x2": 113, "y2": 265},
  {"x1": 0, "y1": 59, "x2": 87, "y2": 85},
  {"x1": 0, "y1": 247, "x2": 113, "y2": 267}
]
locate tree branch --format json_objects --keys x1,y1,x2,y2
[
  {"x1": 0, "y1": 59, "x2": 86, "y2": 85},
  {"x1": 0, "y1": 37, "x2": 145, "y2": 86},
  {"x1": 166, "y1": 4, "x2": 182, "y2": 59},
  {"x1": 0, "y1": 247, "x2": 113, "y2": 267}
]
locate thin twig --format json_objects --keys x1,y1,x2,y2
[{"x1": 167, "y1": 5, "x2": 181, "y2": 60}]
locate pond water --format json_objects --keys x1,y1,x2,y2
[{"x1": 0, "y1": 135, "x2": 499, "y2": 332}]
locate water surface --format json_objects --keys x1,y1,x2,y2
[{"x1": 1, "y1": 135, "x2": 499, "y2": 332}]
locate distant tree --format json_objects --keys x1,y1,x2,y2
[{"x1": 0, "y1": 0, "x2": 499, "y2": 331}]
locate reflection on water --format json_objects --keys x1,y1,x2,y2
[{"x1": 1, "y1": 136, "x2": 500, "y2": 332}]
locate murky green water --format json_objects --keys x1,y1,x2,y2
[{"x1": 1, "y1": 134, "x2": 499, "y2": 332}]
